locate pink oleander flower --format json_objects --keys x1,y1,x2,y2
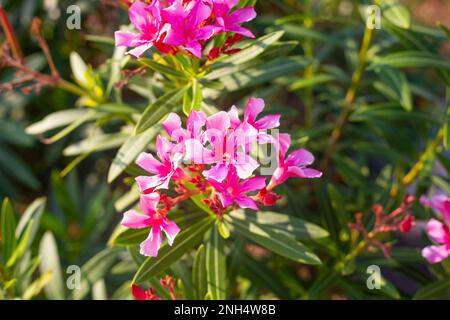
[
  {"x1": 115, "y1": 1, "x2": 164, "y2": 58},
  {"x1": 420, "y1": 195, "x2": 450, "y2": 224},
  {"x1": 115, "y1": 0, "x2": 256, "y2": 59},
  {"x1": 122, "y1": 193, "x2": 181, "y2": 257},
  {"x1": 268, "y1": 133, "x2": 322, "y2": 190},
  {"x1": 135, "y1": 136, "x2": 185, "y2": 192},
  {"x1": 122, "y1": 97, "x2": 322, "y2": 257},
  {"x1": 162, "y1": 0, "x2": 216, "y2": 58},
  {"x1": 422, "y1": 219, "x2": 450, "y2": 264},
  {"x1": 212, "y1": 0, "x2": 257, "y2": 38},
  {"x1": 185, "y1": 110, "x2": 259, "y2": 182},
  {"x1": 229, "y1": 97, "x2": 280, "y2": 144},
  {"x1": 163, "y1": 110, "x2": 207, "y2": 151},
  {"x1": 207, "y1": 167, "x2": 266, "y2": 210}
]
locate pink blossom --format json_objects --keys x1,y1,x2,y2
[
  {"x1": 135, "y1": 136, "x2": 185, "y2": 192},
  {"x1": 268, "y1": 133, "x2": 322, "y2": 190},
  {"x1": 212, "y1": 0, "x2": 257, "y2": 38},
  {"x1": 122, "y1": 193, "x2": 180, "y2": 257},
  {"x1": 420, "y1": 195, "x2": 450, "y2": 224},
  {"x1": 422, "y1": 219, "x2": 450, "y2": 264},
  {"x1": 115, "y1": 1, "x2": 163, "y2": 57},
  {"x1": 161, "y1": 0, "x2": 217, "y2": 58},
  {"x1": 207, "y1": 167, "x2": 266, "y2": 210},
  {"x1": 229, "y1": 97, "x2": 280, "y2": 143},
  {"x1": 163, "y1": 110, "x2": 207, "y2": 148},
  {"x1": 185, "y1": 111, "x2": 259, "y2": 182}
]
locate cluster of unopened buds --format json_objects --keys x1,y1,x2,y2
[
  {"x1": 420, "y1": 195, "x2": 450, "y2": 264},
  {"x1": 349, "y1": 195, "x2": 416, "y2": 258},
  {"x1": 115, "y1": 0, "x2": 256, "y2": 59},
  {"x1": 122, "y1": 97, "x2": 322, "y2": 257}
]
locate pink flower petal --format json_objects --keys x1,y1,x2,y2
[
  {"x1": 206, "y1": 111, "x2": 231, "y2": 134},
  {"x1": 162, "y1": 220, "x2": 181, "y2": 246},
  {"x1": 139, "y1": 193, "x2": 160, "y2": 214},
  {"x1": 228, "y1": 105, "x2": 241, "y2": 128},
  {"x1": 287, "y1": 167, "x2": 322, "y2": 179},
  {"x1": 254, "y1": 114, "x2": 281, "y2": 130},
  {"x1": 136, "y1": 152, "x2": 163, "y2": 174},
  {"x1": 115, "y1": 31, "x2": 137, "y2": 47},
  {"x1": 129, "y1": 1, "x2": 151, "y2": 32},
  {"x1": 244, "y1": 97, "x2": 265, "y2": 123},
  {"x1": 239, "y1": 176, "x2": 266, "y2": 193},
  {"x1": 135, "y1": 175, "x2": 163, "y2": 193},
  {"x1": 426, "y1": 219, "x2": 449, "y2": 244},
  {"x1": 235, "y1": 196, "x2": 259, "y2": 210},
  {"x1": 140, "y1": 227, "x2": 163, "y2": 257},
  {"x1": 183, "y1": 41, "x2": 203, "y2": 59},
  {"x1": 127, "y1": 42, "x2": 153, "y2": 58},
  {"x1": 163, "y1": 113, "x2": 182, "y2": 138},
  {"x1": 234, "y1": 152, "x2": 259, "y2": 179},
  {"x1": 203, "y1": 163, "x2": 229, "y2": 182},
  {"x1": 185, "y1": 139, "x2": 215, "y2": 164},
  {"x1": 286, "y1": 149, "x2": 315, "y2": 167},
  {"x1": 122, "y1": 209, "x2": 151, "y2": 229},
  {"x1": 228, "y1": 7, "x2": 257, "y2": 24},
  {"x1": 422, "y1": 245, "x2": 450, "y2": 264}
]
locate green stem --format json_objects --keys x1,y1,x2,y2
[
  {"x1": 400, "y1": 127, "x2": 444, "y2": 188},
  {"x1": 321, "y1": 24, "x2": 375, "y2": 171}
]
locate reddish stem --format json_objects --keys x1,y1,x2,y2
[{"x1": 0, "y1": 5, "x2": 23, "y2": 60}]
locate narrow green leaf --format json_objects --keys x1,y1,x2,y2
[
  {"x1": 209, "y1": 31, "x2": 284, "y2": 69},
  {"x1": 377, "y1": 0, "x2": 411, "y2": 29},
  {"x1": 229, "y1": 209, "x2": 329, "y2": 240},
  {"x1": 413, "y1": 278, "x2": 450, "y2": 300},
  {"x1": 134, "y1": 87, "x2": 188, "y2": 134},
  {"x1": 108, "y1": 125, "x2": 161, "y2": 183},
  {"x1": 6, "y1": 220, "x2": 33, "y2": 268},
  {"x1": 1, "y1": 198, "x2": 17, "y2": 263},
  {"x1": 192, "y1": 245, "x2": 207, "y2": 300},
  {"x1": 139, "y1": 58, "x2": 188, "y2": 78},
  {"x1": 206, "y1": 224, "x2": 227, "y2": 300},
  {"x1": 226, "y1": 214, "x2": 321, "y2": 265},
  {"x1": 371, "y1": 51, "x2": 450, "y2": 70},
  {"x1": 25, "y1": 110, "x2": 94, "y2": 135},
  {"x1": 39, "y1": 232, "x2": 65, "y2": 300},
  {"x1": 133, "y1": 217, "x2": 214, "y2": 284}
]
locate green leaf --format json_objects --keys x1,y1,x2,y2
[
  {"x1": 225, "y1": 213, "x2": 321, "y2": 265},
  {"x1": 133, "y1": 217, "x2": 214, "y2": 284},
  {"x1": 290, "y1": 74, "x2": 337, "y2": 90},
  {"x1": 206, "y1": 224, "x2": 227, "y2": 300},
  {"x1": 229, "y1": 210, "x2": 329, "y2": 240},
  {"x1": 377, "y1": 0, "x2": 411, "y2": 29},
  {"x1": 63, "y1": 133, "x2": 128, "y2": 156},
  {"x1": 1, "y1": 198, "x2": 17, "y2": 264},
  {"x1": 134, "y1": 87, "x2": 188, "y2": 134},
  {"x1": 39, "y1": 232, "x2": 65, "y2": 300},
  {"x1": 218, "y1": 57, "x2": 312, "y2": 92},
  {"x1": 371, "y1": 51, "x2": 450, "y2": 70},
  {"x1": 25, "y1": 110, "x2": 96, "y2": 135},
  {"x1": 139, "y1": 58, "x2": 188, "y2": 78},
  {"x1": 16, "y1": 198, "x2": 46, "y2": 243},
  {"x1": 72, "y1": 247, "x2": 122, "y2": 300},
  {"x1": 192, "y1": 244, "x2": 207, "y2": 300},
  {"x1": 374, "y1": 67, "x2": 412, "y2": 111},
  {"x1": 108, "y1": 125, "x2": 161, "y2": 183},
  {"x1": 413, "y1": 278, "x2": 450, "y2": 300},
  {"x1": 209, "y1": 31, "x2": 284, "y2": 69},
  {"x1": 6, "y1": 221, "x2": 33, "y2": 269}
]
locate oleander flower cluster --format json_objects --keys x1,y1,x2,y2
[
  {"x1": 122, "y1": 97, "x2": 322, "y2": 257},
  {"x1": 420, "y1": 195, "x2": 450, "y2": 264},
  {"x1": 115, "y1": 0, "x2": 256, "y2": 59}
]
